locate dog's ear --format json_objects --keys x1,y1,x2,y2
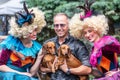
[
  {"x1": 67, "y1": 48, "x2": 72, "y2": 58},
  {"x1": 42, "y1": 44, "x2": 48, "y2": 54},
  {"x1": 55, "y1": 46, "x2": 57, "y2": 55},
  {"x1": 57, "y1": 47, "x2": 61, "y2": 57}
]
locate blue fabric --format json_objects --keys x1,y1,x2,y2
[
  {"x1": 0, "y1": 72, "x2": 38, "y2": 80},
  {"x1": 17, "y1": 14, "x2": 32, "y2": 27},
  {"x1": 0, "y1": 35, "x2": 42, "y2": 58},
  {"x1": 7, "y1": 63, "x2": 27, "y2": 72},
  {"x1": 0, "y1": 35, "x2": 42, "y2": 80},
  {"x1": 110, "y1": 62, "x2": 116, "y2": 70},
  {"x1": 97, "y1": 56, "x2": 102, "y2": 65}
]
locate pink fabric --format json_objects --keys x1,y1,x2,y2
[
  {"x1": 94, "y1": 70, "x2": 120, "y2": 80},
  {"x1": 0, "y1": 49, "x2": 22, "y2": 67},
  {"x1": 0, "y1": 49, "x2": 11, "y2": 65},
  {"x1": 80, "y1": 10, "x2": 92, "y2": 19},
  {"x1": 90, "y1": 36, "x2": 120, "y2": 66}
]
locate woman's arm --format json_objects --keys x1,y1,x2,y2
[
  {"x1": 0, "y1": 65, "x2": 32, "y2": 77},
  {"x1": 0, "y1": 36, "x2": 7, "y2": 42},
  {"x1": 30, "y1": 49, "x2": 44, "y2": 76},
  {"x1": 0, "y1": 49, "x2": 32, "y2": 77}
]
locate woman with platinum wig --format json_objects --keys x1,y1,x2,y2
[
  {"x1": 69, "y1": 14, "x2": 120, "y2": 80},
  {"x1": 0, "y1": 2, "x2": 46, "y2": 80}
]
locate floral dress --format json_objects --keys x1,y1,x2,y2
[{"x1": 0, "y1": 35, "x2": 42, "y2": 80}]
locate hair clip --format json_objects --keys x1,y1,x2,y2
[
  {"x1": 77, "y1": 0, "x2": 95, "y2": 20},
  {"x1": 15, "y1": 2, "x2": 35, "y2": 27}
]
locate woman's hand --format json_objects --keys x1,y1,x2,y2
[
  {"x1": 37, "y1": 49, "x2": 44, "y2": 59},
  {"x1": 29, "y1": 49, "x2": 44, "y2": 76},
  {"x1": 105, "y1": 70, "x2": 118, "y2": 77}
]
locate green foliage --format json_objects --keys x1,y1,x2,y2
[
  {"x1": 25, "y1": 0, "x2": 120, "y2": 44},
  {"x1": 92, "y1": 0, "x2": 120, "y2": 21},
  {"x1": 113, "y1": 35, "x2": 120, "y2": 42},
  {"x1": 54, "y1": 2, "x2": 81, "y2": 18},
  {"x1": 91, "y1": 0, "x2": 120, "y2": 35},
  {"x1": 25, "y1": 0, "x2": 81, "y2": 44}
]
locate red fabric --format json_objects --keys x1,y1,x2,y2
[
  {"x1": 0, "y1": 49, "x2": 35, "y2": 67},
  {"x1": 0, "y1": 49, "x2": 11, "y2": 65}
]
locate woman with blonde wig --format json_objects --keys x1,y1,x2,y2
[
  {"x1": 0, "y1": 2, "x2": 46, "y2": 80},
  {"x1": 69, "y1": 14, "x2": 120, "y2": 80}
]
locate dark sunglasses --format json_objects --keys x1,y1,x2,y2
[{"x1": 54, "y1": 24, "x2": 66, "y2": 28}]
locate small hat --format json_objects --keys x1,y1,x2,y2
[{"x1": 9, "y1": 2, "x2": 46, "y2": 38}]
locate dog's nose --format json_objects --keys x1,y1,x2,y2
[{"x1": 65, "y1": 53, "x2": 68, "y2": 56}]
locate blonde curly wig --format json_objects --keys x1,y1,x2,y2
[
  {"x1": 9, "y1": 8, "x2": 46, "y2": 38},
  {"x1": 69, "y1": 13, "x2": 84, "y2": 39},
  {"x1": 69, "y1": 14, "x2": 109, "y2": 39}
]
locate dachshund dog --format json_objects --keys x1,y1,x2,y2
[
  {"x1": 57, "y1": 44, "x2": 88, "y2": 80},
  {"x1": 41, "y1": 41, "x2": 57, "y2": 73}
]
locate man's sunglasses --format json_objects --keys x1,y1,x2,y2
[{"x1": 54, "y1": 24, "x2": 66, "y2": 28}]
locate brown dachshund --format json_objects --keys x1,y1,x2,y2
[
  {"x1": 57, "y1": 44, "x2": 88, "y2": 80},
  {"x1": 41, "y1": 41, "x2": 57, "y2": 73}
]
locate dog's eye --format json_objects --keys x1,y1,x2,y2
[
  {"x1": 63, "y1": 47, "x2": 66, "y2": 49},
  {"x1": 48, "y1": 47, "x2": 52, "y2": 49}
]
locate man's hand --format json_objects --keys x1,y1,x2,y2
[{"x1": 60, "y1": 59, "x2": 68, "y2": 73}]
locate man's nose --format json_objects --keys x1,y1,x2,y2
[{"x1": 57, "y1": 26, "x2": 62, "y2": 29}]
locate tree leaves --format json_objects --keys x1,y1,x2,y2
[{"x1": 25, "y1": 0, "x2": 120, "y2": 43}]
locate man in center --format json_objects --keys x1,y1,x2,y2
[{"x1": 40, "y1": 13, "x2": 91, "y2": 80}]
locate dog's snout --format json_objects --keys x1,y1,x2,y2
[{"x1": 65, "y1": 53, "x2": 67, "y2": 56}]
